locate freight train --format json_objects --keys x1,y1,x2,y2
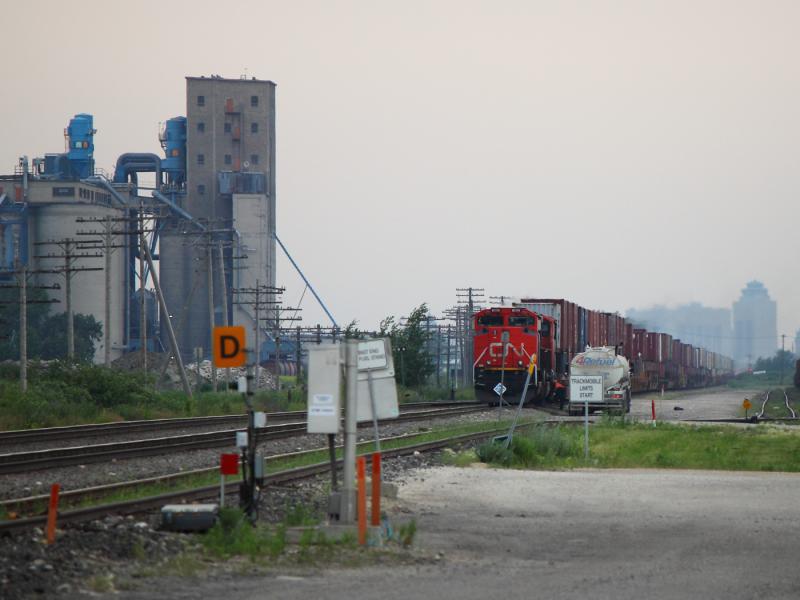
[{"x1": 472, "y1": 298, "x2": 734, "y2": 407}]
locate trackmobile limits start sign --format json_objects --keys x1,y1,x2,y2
[{"x1": 569, "y1": 375, "x2": 603, "y2": 403}]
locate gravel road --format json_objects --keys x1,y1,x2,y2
[
  {"x1": 112, "y1": 465, "x2": 800, "y2": 600},
  {"x1": 631, "y1": 386, "x2": 763, "y2": 421}
]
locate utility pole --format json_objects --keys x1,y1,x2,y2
[
  {"x1": 232, "y1": 281, "x2": 284, "y2": 391},
  {"x1": 218, "y1": 241, "x2": 231, "y2": 389},
  {"x1": 139, "y1": 201, "x2": 147, "y2": 374},
  {"x1": 139, "y1": 230, "x2": 193, "y2": 397},
  {"x1": 207, "y1": 243, "x2": 217, "y2": 391},
  {"x1": 446, "y1": 324, "x2": 452, "y2": 393},
  {"x1": 154, "y1": 256, "x2": 204, "y2": 391},
  {"x1": 19, "y1": 268, "x2": 25, "y2": 390},
  {"x1": 489, "y1": 295, "x2": 512, "y2": 306},
  {"x1": 33, "y1": 239, "x2": 102, "y2": 361},
  {"x1": 436, "y1": 324, "x2": 441, "y2": 387},
  {"x1": 456, "y1": 287, "x2": 484, "y2": 388},
  {"x1": 76, "y1": 216, "x2": 129, "y2": 367},
  {"x1": 780, "y1": 334, "x2": 786, "y2": 385},
  {"x1": 188, "y1": 224, "x2": 240, "y2": 391},
  {"x1": 0, "y1": 264, "x2": 60, "y2": 391},
  {"x1": 266, "y1": 303, "x2": 302, "y2": 391}
]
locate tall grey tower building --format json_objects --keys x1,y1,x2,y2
[
  {"x1": 160, "y1": 76, "x2": 276, "y2": 360},
  {"x1": 732, "y1": 281, "x2": 776, "y2": 366}
]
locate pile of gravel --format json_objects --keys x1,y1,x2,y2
[{"x1": 0, "y1": 515, "x2": 188, "y2": 599}]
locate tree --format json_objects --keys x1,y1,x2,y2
[
  {"x1": 0, "y1": 287, "x2": 101, "y2": 363},
  {"x1": 753, "y1": 350, "x2": 796, "y2": 376},
  {"x1": 380, "y1": 304, "x2": 435, "y2": 388},
  {"x1": 39, "y1": 312, "x2": 102, "y2": 363},
  {"x1": 343, "y1": 319, "x2": 368, "y2": 339}
]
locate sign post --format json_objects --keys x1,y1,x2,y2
[
  {"x1": 354, "y1": 338, "x2": 398, "y2": 527},
  {"x1": 219, "y1": 453, "x2": 239, "y2": 508},
  {"x1": 500, "y1": 352, "x2": 537, "y2": 449},
  {"x1": 212, "y1": 326, "x2": 261, "y2": 521},
  {"x1": 357, "y1": 339, "x2": 389, "y2": 452},
  {"x1": 570, "y1": 375, "x2": 603, "y2": 459},
  {"x1": 743, "y1": 398, "x2": 751, "y2": 420}
]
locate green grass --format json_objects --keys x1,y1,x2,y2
[
  {"x1": 474, "y1": 421, "x2": 800, "y2": 472},
  {"x1": 0, "y1": 362, "x2": 309, "y2": 430},
  {"x1": 202, "y1": 508, "x2": 286, "y2": 559},
  {"x1": 397, "y1": 385, "x2": 476, "y2": 403},
  {"x1": 0, "y1": 362, "x2": 468, "y2": 430},
  {"x1": 728, "y1": 373, "x2": 788, "y2": 389}
]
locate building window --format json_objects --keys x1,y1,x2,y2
[
  {"x1": 197, "y1": 184, "x2": 205, "y2": 195},
  {"x1": 224, "y1": 154, "x2": 232, "y2": 165},
  {"x1": 197, "y1": 95, "x2": 205, "y2": 106},
  {"x1": 197, "y1": 154, "x2": 205, "y2": 165},
  {"x1": 250, "y1": 122, "x2": 258, "y2": 133},
  {"x1": 197, "y1": 122, "x2": 205, "y2": 133},
  {"x1": 224, "y1": 122, "x2": 231, "y2": 133},
  {"x1": 250, "y1": 95, "x2": 258, "y2": 107},
  {"x1": 250, "y1": 154, "x2": 259, "y2": 165}
]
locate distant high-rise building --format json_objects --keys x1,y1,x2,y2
[
  {"x1": 732, "y1": 281, "x2": 776, "y2": 366},
  {"x1": 626, "y1": 303, "x2": 732, "y2": 358}
]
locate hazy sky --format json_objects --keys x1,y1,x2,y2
[{"x1": 3, "y1": 1, "x2": 798, "y2": 346}]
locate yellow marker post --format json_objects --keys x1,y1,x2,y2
[{"x1": 743, "y1": 398, "x2": 751, "y2": 420}]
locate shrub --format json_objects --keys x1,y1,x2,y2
[
  {"x1": 477, "y1": 426, "x2": 578, "y2": 467},
  {"x1": 202, "y1": 508, "x2": 285, "y2": 559}
]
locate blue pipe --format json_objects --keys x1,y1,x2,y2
[
  {"x1": 274, "y1": 233, "x2": 338, "y2": 328},
  {"x1": 113, "y1": 153, "x2": 162, "y2": 187},
  {"x1": 82, "y1": 177, "x2": 128, "y2": 207},
  {"x1": 151, "y1": 191, "x2": 205, "y2": 231}
]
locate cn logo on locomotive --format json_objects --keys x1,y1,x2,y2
[{"x1": 488, "y1": 343, "x2": 527, "y2": 358}]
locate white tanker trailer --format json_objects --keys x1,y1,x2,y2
[{"x1": 568, "y1": 347, "x2": 631, "y2": 415}]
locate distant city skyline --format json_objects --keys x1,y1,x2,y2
[{"x1": 627, "y1": 280, "x2": 785, "y2": 365}]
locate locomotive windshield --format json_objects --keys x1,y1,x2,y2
[
  {"x1": 508, "y1": 315, "x2": 536, "y2": 327},
  {"x1": 477, "y1": 315, "x2": 504, "y2": 326},
  {"x1": 540, "y1": 320, "x2": 551, "y2": 337}
]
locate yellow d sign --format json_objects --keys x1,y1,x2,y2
[
  {"x1": 213, "y1": 326, "x2": 247, "y2": 368},
  {"x1": 743, "y1": 399, "x2": 752, "y2": 410}
]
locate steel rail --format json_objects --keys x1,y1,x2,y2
[
  {"x1": 0, "y1": 401, "x2": 478, "y2": 445},
  {"x1": 0, "y1": 406, "x2": 484, "y2": 475},
  {"x1": 0, "y1": 422, "x2": 542, "y2": 535},
  {"x1": 756, "y1": 390, "x2": 771, "y2": 419},
  {"x1": 783, "y1": 389, "x2": 796, "y2": 419}
]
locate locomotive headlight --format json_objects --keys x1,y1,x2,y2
[{"x1": 518, "y1": 360, "x2": 523, "y2": 366}]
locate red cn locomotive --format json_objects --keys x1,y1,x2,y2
[{"x1": 472, "y1": 306, "x2": 556, "y2": 404}]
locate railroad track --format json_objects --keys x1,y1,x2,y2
[
  {"x1": 0, "y1": 405, "x2": 484, "y2": 475},
  {"x1": 0, "y1": 401, "x2": 477, "y2": 446},
  {"x1": 0, "y1": 421, "x2": 544, "y2": 535},
  {"x1": 756, "y1": 389, "x2": 796, "y2": 420}
]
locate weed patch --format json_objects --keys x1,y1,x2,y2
[
  {"x1": 201, "y1": 508, "x2": 286, "y2": 560},
  {"x1": 474, "y1": 421, "x2": 800, "y2": 472}
]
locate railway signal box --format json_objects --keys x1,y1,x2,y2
[{"x1": 307, "y1": 343, "x2": 343, "y2": 434}]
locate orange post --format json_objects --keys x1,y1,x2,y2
[
  {"x1": 46, "y1": 484, "x2": 60, "y2": 544},
  {"x1": 371, "y1": 452, "x2": 381, "y2": 526},
  {"x1": 357, "y1": 456, "x2": 367, "y2": 545}
]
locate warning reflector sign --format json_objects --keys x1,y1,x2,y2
[{"x1": 213, "y1": 326, "x2": 246, "y2": 368}]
